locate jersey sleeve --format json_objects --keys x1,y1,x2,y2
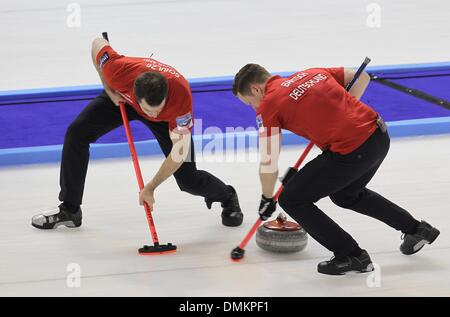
[
  {"x1": 168, "y1": 79, "x2": 194, "y2": 135},
  {"x1": 95, "y1": 45, "x2": 130, "y2": 92},
  {"x1": 319, "y1": 67, "x2": 345, "y2": 87},
  {"x1": 257, "y1": 111, "x2": 281, "y2": 138}
]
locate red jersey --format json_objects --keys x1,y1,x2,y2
[
  {"x1": 96, "y1": 46, "x2": 193, "y2": 133},
  {"x1": 257, "y1": 67, "x2": 378, "y2": 154}
]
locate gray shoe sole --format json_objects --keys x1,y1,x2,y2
[
  {"x1": 32, "y1": 220, "x2": 81, "y2": 230},
  {"x1": 401, "y1": 227, "x2": 440, "y2": 255}
]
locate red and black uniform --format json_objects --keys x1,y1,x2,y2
[
  {"x1": 259, "y1": 68, "x2": 419, "y2": 259},
  {"x1": 97, "y1": 46, "x2": 194, "y2": 134},
  {"x1": 257, "y1": 68, "x2": 378, "y2": 154},
  {"x1": 59, "y1": 47, "x2": 231, "y2": 208}
]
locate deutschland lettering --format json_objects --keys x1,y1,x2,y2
[{"x1": 288, "y1": 73, "x2": 328, "y2": 100}]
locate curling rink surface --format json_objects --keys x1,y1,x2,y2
[
  {"x1": 0, "y1": 136, "x2": 449, "y2": 296},
  {"x1": 1, "y1": 0, "x2": 450, "y2": 297}
]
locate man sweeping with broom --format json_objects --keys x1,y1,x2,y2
[
  {"x1": 31, "y1": 37, "x2": 243, "y2": 230},
  {"x1": 231, "y1": 63, "x2": 440, "y2": 275}
]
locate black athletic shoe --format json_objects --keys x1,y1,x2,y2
[
  {"x1": 221, "y1": 186, "x2": 243, "y2": 227},
  {"x1": 318, "y1": 250, "x2": 374, "y2": 275},
  {"x1": 400, "y1": 221, "x2": 440, "y2": 255},
  {"x1": 32, "y1": 203, "x2": 82, "y2": 229}
]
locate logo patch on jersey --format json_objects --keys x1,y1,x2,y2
[
  {"x1": 176, "y1": 112, "x2": 193, "y2": 131},
  {"x1": 256, "y1": 114, "x2": 264, "y2": 128},
  {"x1": 99, "y1": 51, "x2": 110, "y2": 68}
]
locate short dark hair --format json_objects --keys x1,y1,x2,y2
[
  {"x1": 232, "y1": 63, "x2": 271, "y2": 96},
  {"x1": 134, "y1": 72, "x2": 168, "y2": 106}
]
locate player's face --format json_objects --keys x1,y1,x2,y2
[{"x1": 139, "y1": 98, "x2": 166, "y2": 118}]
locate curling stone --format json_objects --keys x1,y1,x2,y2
[{"x1": 256, "y1": 212, "x2": 308, "y2": 253}]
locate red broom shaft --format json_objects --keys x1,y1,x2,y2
[
  {"x1": 239, "y1": 219, "x2": 262, "y2": 249},
  {"x1": 238, "y1": 141, "x2": 314, "y2": 249},
  {"x1": 118, "y1": 102, "x2": 146, "y2": 191},
  {"x1": 119, "y1": 102, "x2": 159, "y2": 243}
]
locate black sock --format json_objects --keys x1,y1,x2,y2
[
  {"x1": 403, "y1": 220, "x2": 420, "y2": 235},
  {"x1": 62, "y1": 202, "x2": 80, "y2": 213},
  {"x1": 222, "y1": 185, "x2": 234, "y2": 205}
]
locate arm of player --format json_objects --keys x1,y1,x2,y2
[
  {"x1": 139, "y1": 131, "x2": 191, "y2": 208},
  {"x1": 91, "y1": 38, "x2": 122, "y2": 106},
  {"x1": 260, "y1": 169, "x2": 279, "y2": 198},
  {"x1": 344, "y1": 68, "x2": 370, "y2": 100},
  {"x1": 258, "y1": 130, "x2": 282, "y2": 198}
]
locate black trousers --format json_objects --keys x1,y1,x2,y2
[
  {"x1": 278, "y1": 127, "x2": 419, "y2": 259},
  {"x1": 59, "y1": 92, "x2": 230, "y2": 206}
]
